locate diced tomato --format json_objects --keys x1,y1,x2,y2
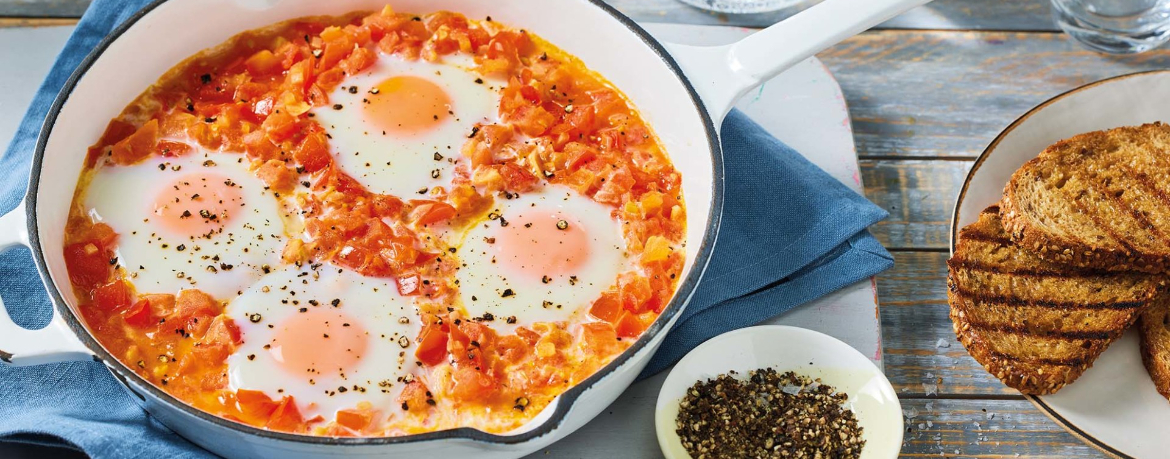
[
  {"x1": 312, "y1": 165, "x2": 365, "y2": 194},
  {"x1": 515, "y1": 326, "x2": 540, "y2": 345},
  {"x1": 95, "y1": 119, "x2": 138, "y2": 149},
  {"x1": 92, "y1": 279, "x2": 132, "y2": 312},
  {"x1": 173, "y1": 289, "x2": 220, "y2": 336},
  {"x1": 155, "y1": 140, "x2": 191, "y2": 157},
  {"x1": 242, "y1": 130, "x2": 282, "y2": 161},
  {"x1": 318, "y1": 27, "x2": 355, "y2": 70},
  {"x1": 497, "y1": 163, "x2": 539, "y2": 192},
  {"x1": 314, "y1": 68, "x2": 345, "y2": 93},
  {"x1": 510, "y1": 105, "x2": 556, "y2": 137},
  {"x1": 372, "y1": 194, "x2": 405, "y2": 217},
  {"x1": 109, "y1": 119, "x2": 159, "y2": 165},
  {"x1": 235, "y1": 82, "x2": 270, "y2": 105},
  {"x1": 339, "y1": 47, "x2": 376, "y2": 75},
  {"x1": 562, "y1": 142, "x2": 597, "y2": 170},
  {"x1": 588, "y1": 291, "x2": 622, "y2": 323},
  {"x1": 642, "y1": 236, "x2": 672, "y2": 263},
  {"x1": 614, "y1": 311, "x2": 647, "y2": 339},
  {"x1": 203, "y1": 315, "x2": 242, "y2": 346},
  {"x1": 519, "y1": 85, "x2": 541, "y2": 104},
  {"x1": 619, "y1": 273, "x2": 653, "y2": 313},
  {"x1": 450, "y1": 366, "x2": 497, "y2": 401},
  {"x1": 261, "y1": 110, "x2": 299, "y2": 142},
  {"x1": 266, "y1": 396, "x2": 305, "y2": 432},
  {"x1": 236, "y1": 389, "x2": 279, "y2": 419},
  {"x1": 293, "y1": 130, "x2": 330, "y2": 172},
  {"x1": 594, "y1": 167, "x2": 634, "y2": 204},
  {"x1": 64, "y1": 242, "x2": 113, "y2": 289},
  {"x1": 121, "y1": 299, "x2": 155, "y2": 328},
  {"x1": 86, "y1": 119, "x2": 137, "y2": 165},
  {"x1": 448, "y1": 184, "x2": 491, "y2": 217},
  {"x1": 159, "y1": 112, "x2": 197, "y2": 138},
  {"x1": 408, "y1": 200, "x2": 456, "y2": 226},
  {"x1": 397, "y1": 274, "x2": 421, "y2": 296},
  {"x1": 140, "y1": 293, "x2": 175, "y2": 315},
  {"x1": 256, "y1": 159, "x2": 298, "y2": 194},
  {"x1": 284, "y1": 60, "x2": 314, "y2": 92},
  {"x1": 195, "y1": 74, "x2": 240, "y2": 104},
  {"x1": 415, "y1": 323, "x2": 449, "y2": 366},
  {"x1": 397, "y1": 381, "x2": 431, "y2": 412},
  {"x1": 496, "y1": 335, "x2": 529, "y2": 362},
  {"x1": 245, "y1": 49, "x2": 284, "y2": 76},
  {"x1": 336, "y1": 408, "x2": 374, "y2": 431},
  {"x1": 580, "y1": 322, "x2": 622, "y2": 355}
]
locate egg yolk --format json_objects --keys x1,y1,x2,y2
[
  {"x1": 492, "y1": 209, "x2": 590, "y2": 279},
  {"x1": 152, "y1": 172, "x2": 242, "y2": 238},
  {"x1": 363, "y1": 75, "x2": 451, "y2": 136},
  {"x1": 268, "y1": 309, "x2": 369, "y2": 378}
]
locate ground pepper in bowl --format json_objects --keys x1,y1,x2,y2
[{"x1": 675, "y1": 368, "x2": 865, "y2": 458}]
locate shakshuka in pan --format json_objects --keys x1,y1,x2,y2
[{"x1": 62, "y1": 6, "x2": 685, "y2": 436}]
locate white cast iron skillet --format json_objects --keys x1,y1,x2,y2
[{"x1": 0, "y1": 0, "x2": 926, "y2": 457}]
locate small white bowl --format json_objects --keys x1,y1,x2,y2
[{"x1": 655, "y1": 325, "x2": 903, "y2": 459}]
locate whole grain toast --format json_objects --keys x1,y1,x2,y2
[
  {"x1": 1139, "y1": 295, "x2": 1170, "y2": 400},
  {"x1": 948, "y1": 205, "x2": 1165, "y2": 394},
  {"x1": 1001, "y1": 122, "x2": 1170, "y2": 273}
]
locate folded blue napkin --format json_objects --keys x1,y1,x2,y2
[{"x1": 0, "y1": 0, "x2": 892, "y2": 457}]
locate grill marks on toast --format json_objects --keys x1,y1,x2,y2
[
  {"x1": 1001, "y1": 122, "x2": 1170, "y2": 272},
  {"x1": 948, "y1": 206, "x2": 1163, "y2": 394}
]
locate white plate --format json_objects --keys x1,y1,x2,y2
[
  {"x1": 654, "y1": 325, "x2": 902, "y2": 459},
  {"x1": 951, "y1": 70, "x2": 1170, "y2": 459}
]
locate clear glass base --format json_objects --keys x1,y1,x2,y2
[
  {"x1": 1052, "y1": 0, "x2": 1170, "y2": 54},
  {"x1": 676, "y1": 0, "x2": 804, "y2": 14}
]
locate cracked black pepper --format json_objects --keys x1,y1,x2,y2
[{"x1": 675, "y1": 369, "x2": 864, "y2": 459}]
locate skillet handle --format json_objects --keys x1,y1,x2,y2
[
  {"x1": 663, "y1": 0, "x2": 932, "y2": 125},
  {"x1": 0, "y1": 204, "x2": 93, "y2": 366}
]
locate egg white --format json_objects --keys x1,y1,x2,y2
[
  {"x1": 84, "y1": 149, "x2": 287, "y2": 299},
  {"x1": 311, "y1": 52, "x2": 501, "y2": 197},
  {"x1": 455, "y1": 184, "x2": 627, "y2": 329},
  {"x1": 225, "y1": 263, "x2": 421, "y2": 420}
]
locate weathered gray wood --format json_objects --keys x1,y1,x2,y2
[
  {"x1": 0, "y1": 0, "x2": 1063, "y2": 32},
  {"x1": 899, "y1": 399, "x2": 1103, "y2": 458},
  {"x1": 877, "y1": 250, "x2": 1021, "y2": 396},
  {"x1": 821, "y1": 31, "x2": 1170, "y2": 159},
  {"x1": 0, "y1": 0, "x2": 86, "y2": 17},
  {"x1": 862, "y1": 159, "x2": 970, "y2": 250}
]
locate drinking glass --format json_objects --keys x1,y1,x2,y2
[
  {"x1": 676, "y1": 0, "x2": 807, "y2": 14},
  {"x1": 1052, "y1": 0, "x2": 1170, "y2": 54}
]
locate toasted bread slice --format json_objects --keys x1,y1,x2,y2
[
  {"x1": 1001, "y1": 122, "x2": 1170, "y2": 273},
  {"x1": 1139, "y1": 295, "x2": 1170, "y2": 400},
  {"x1": 948, "y1": 205, "x2": 1164, "y2": 394}
]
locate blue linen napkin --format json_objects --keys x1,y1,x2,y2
[{"x1": 0, "y1": 0, "x2": 892, "y2": 457}]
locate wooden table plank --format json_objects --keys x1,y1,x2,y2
[
  {"x1": 0, "y1": 0, "x2": 1064, "y2": 32},
  {"x1": 878, "y1": 250, "x2": 1020, "y2": 396},
  {"x1": 899, "y1": 399, "x2": 1100, "y2": 458},
  {"x1": 862, "y1": 159, "x2": 970, "y2": 250},
  {"x1": 0, "y1": 0, "x2": 85, "y2": 17},
  {"x1": 819, "y1": 30, "x2": 1170, "y2": 160}
]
